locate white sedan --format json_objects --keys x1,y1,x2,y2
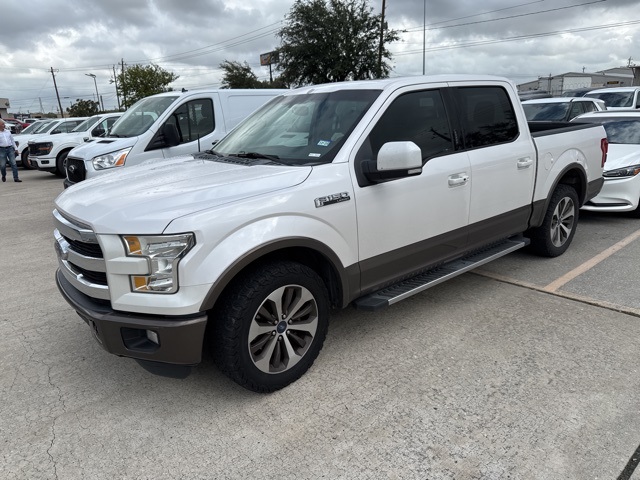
[{"x1": 574, "y1": 111, "x2": 640, "y2": 217}]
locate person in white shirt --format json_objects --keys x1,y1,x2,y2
[{"x1": 0, "y1": 120, "x2": 21, "y2": 183}]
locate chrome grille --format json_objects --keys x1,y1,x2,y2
[{"x1": 53, "y1": 209, "x2": 110, "y2": 300}]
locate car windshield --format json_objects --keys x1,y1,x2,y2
[
  {"x1": 522, "y1": 102, "x2": 570, "y2": 121},
  {"x1": 71, "y1": 116, "x2": 100, "y2": 133},
  {"x1": 578, "y1": 118, "x2": 640, "y2": 144},
  {"x1": 214, "y1": 90, "x2": 381, "y2": 165},
  {"x1": 109, "y1": 96, "x2": 179, "y2": 137},
  {"x1": 586, "y1": 92, "x2": 634, "y2": 108},
  {"x1": 20, "y1": 122, "x2": 45, "y2": 134}
]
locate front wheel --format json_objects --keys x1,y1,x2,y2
[
  {"x1": 527, "y1": 184, "x2": 579, "y2": 257},
  {"x1": 212, "y1": 261, "x2": 330, "y2": 392},
  {"x1": 21, "y1": 150, "x2": 33, "y2": 170},
  {"x1": 55, "y1": 151, "x2": 69, "y2": 177}
]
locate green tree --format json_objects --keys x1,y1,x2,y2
[
  {"x1": 220, "y1": 61, "x2": 262, "y2": 88},
  {"x1": 220, "y1": 60, "x2": 289, "y2": 89},
  {"x1": 115, "y1": 63, "x2": 179, "y2": 109},
  {"x1": 276, "y1": 0, "x2": 399, "y2": 87},
  {"x1": 67, "y1": 99, "x2": 99, "y2": 117}
]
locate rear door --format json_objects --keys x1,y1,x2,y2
[{"x1": 449, "y1": 83, "x2": 536, "y2": 249}]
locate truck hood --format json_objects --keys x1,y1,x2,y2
[
  {"x1": 69, "y1": 137, "x2": 138, "y2": 159},
  {"x1": 604, "y1": 144, "x2": 640, "y2": 171},
  {"x1": 55, "y1": 155, "x2": 312, "y2": 234}
]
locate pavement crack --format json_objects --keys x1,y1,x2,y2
[{"x1": 472, "y1": 270, "x2": 640, "y2": 319}]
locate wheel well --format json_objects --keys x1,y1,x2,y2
[
  {"x1": 57, "y1": 148, "x2": 72, "y2": 161},
  {"x1": 212, "y1": 247, "x2": 344, "y2": 312},
  {"x1": 557, "y1": 167, "x2": 586, "y2": 205}
]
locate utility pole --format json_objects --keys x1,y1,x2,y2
[
  {"x1": 422, "y1": 0, "x2": 426, "y2": 75},
  {"x1": 50, "y1": 67, "x2": 64, "y2": 118},
  {"x1": 377, "y1": 0, "x2": 386, "y2": 77},
  {"x1": 112, "y1": 65, "x2": 121, "y2": 111},
  {"x1": 121, "y1": 59, "x2": 127, "y2": 109}
]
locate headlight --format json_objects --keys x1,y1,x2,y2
[
  {"x1": 93, "y1": 147, "x2": 132, "y2": 170},
  {"x1": 122, "y1": 233, "x2": 195, "y2": 293},
  {"x1": 603, "y1": 165, "x2": 640, "y2": 178}
]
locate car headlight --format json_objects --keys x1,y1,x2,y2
[
  {"x1": 603, "y1": 165, "x2": 640, "y2": 178},
  {"x1": 93, "y1": 147, "x2": 132, "y2": 170},
  {"x1": 122, "y1": 233, "x2": 195, "y2": 293}
]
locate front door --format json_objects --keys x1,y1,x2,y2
[{"x1": 351, "y1": 86, "x2": 471, "y2": 293}]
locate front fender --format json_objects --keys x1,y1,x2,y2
[{"x1": 175, "y1": 215, "x2": 360, "y2": 312}]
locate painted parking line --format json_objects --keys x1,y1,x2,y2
[
  {"x1": 473, "y1": 227, "x2": 640, "y2": 318},
  {"x1": 543, "y1": 228, "x2": 640, "y2": 293}
]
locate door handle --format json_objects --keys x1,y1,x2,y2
[
  {"x1": 517, "y1": 157, "x2": 533, "y2": 169},
  {"x1": 448, "y1": 173, "x2": 469, "y2": 187}
]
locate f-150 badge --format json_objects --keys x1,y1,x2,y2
[{"x1": 314, "y1": 192, "x2": 351, "y2": 208}]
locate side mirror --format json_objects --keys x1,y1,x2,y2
[
  {"x1": 161, "y1": 123, "x2": 180, "y2": 147},
  {"x1": 363, "y1": 141, "x2": 423, "y2": 184},
  {"x1": 92, "y1": 127, "x2": 105, "y2": 137}
]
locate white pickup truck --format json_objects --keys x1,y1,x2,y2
[
  {"x1": 29, "y1": 113, "x2": 122, "y2": 176},
  {"x1": 53, "y1": 76, "x2": 607, "y2": 392}
]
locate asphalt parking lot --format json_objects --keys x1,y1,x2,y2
[{"x1": 1, "y1": 169, "x2": 639, "y2": 480}]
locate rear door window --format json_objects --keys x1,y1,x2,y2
[{"x1": 455, "y1": 86, "x2": 518, "y2": 149}]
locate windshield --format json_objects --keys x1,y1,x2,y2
[
  {"x1": 109, "y1": 95, "x2": 179, "y2": 137},
  {"x1": 577, "y1": 118, "x2": 640, "y2": 144},
  {"x1": 21, "y1": 122, "x2": 47, "y2": 134},
  {"x1": 71, "y1": 116, "x2": 101, "y2": 133},
  {"x1": 214, "y1": 90, "x2": 380, "y2": 165},
  {"x1": 523, "y1": 102, "x2": 570, "y2": 121},
  {"x1": 586, "y1": 91, "x2": 634, "y2": 108}
]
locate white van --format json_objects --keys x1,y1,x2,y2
[
  {"x1": 585, "y1": 86, "x2": 640, "y2": 110},
  {"x1": 64, "y1": 89, "x2": 287, "y2": 187}
]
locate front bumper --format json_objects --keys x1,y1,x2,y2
[
  {"x1": 582, "y1": 174, "x2": 640, "y2": 213},
  {"x1": 56, "y1": 269, "x2": 208, "y2": 368},
  {"x1": 31, "y1": 155, "x2": 56, "y2": 172}
]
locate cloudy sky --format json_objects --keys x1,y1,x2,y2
[{"x1": 1, "y1": 0, "x2": 638, "y2": 114}]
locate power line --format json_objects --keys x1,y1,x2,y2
[
  {"x1": 402, "y1": 0, "x2": 607, "y2": 34},
  {"x1": 393, "y1": 19, "x2": 640, "y2": 56}
]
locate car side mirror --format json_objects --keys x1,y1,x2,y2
[
  {"x1": 161, "y1": 123, "x2": 180, "y2": 147},
  {"x1": 363, "y1": 141, "x2": 423, "y2": 184}
]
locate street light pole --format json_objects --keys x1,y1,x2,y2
[{"x1": 85, "y1": 73, "x2": 104, "y2": 112}]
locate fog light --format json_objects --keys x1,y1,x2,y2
[{"x1": 146, "y1": 329, "x2": 159, "y2": 345}]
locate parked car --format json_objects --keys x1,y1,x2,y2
[
  {"x1": 562, "y1": 87, "x2": 596, "y2": 97},
  {"x1": 30, "y1": 113, "x2": 122, "y2": 177},
  {"x1": 3, "y1": 118, "x2": 26, "y2": 134},
  {"x1": 518, "y1": 90, "x2": 552, "y2": 101},
  {"x1": 585, "y1": 87, "x2": 640, "y2": 110},
  {"x1": 14, "y1": 117, "x2": 86, "y2": 169},
  {"x1": 522, "y1": 97, "x2": 606, "y2": 122},
  {"x1": 574, "y1": 110, "x2": 640, "y2": 216}
]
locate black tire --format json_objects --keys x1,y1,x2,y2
[
  {"x1": 55, "y1": 150, "x2": 69, "y2": 177},
  {"x1": 527, "y1": 184, "x2": 579, "y2": 257},
  {"x1": 212, "y1": 261, "x2": 330, "y2": 393},
  {"x1": 21, "y1": 150, "x2": 33, "y2": 170}
]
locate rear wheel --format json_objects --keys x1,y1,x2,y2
[
  {"x1": 212, "y1": 261, "x2": 330, "y2": 392},
  {"x1": 528, "y1": 184, "x2": 579, "y2": 257}
]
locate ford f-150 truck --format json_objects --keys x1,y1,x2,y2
[{"x1": 53, "y1": 76, "x2": 607, "y2": 392}]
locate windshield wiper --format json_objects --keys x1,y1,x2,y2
[
  {"x1": 231, "y1": 152, "x2": 280, "y2": 161},
  {"x1": 204, "y1": 149, "x2": 223, "y2": 156}
]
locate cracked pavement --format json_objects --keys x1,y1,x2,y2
[{"x1": 1, "y1": 170, "x2": 640, "y2": 479}]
